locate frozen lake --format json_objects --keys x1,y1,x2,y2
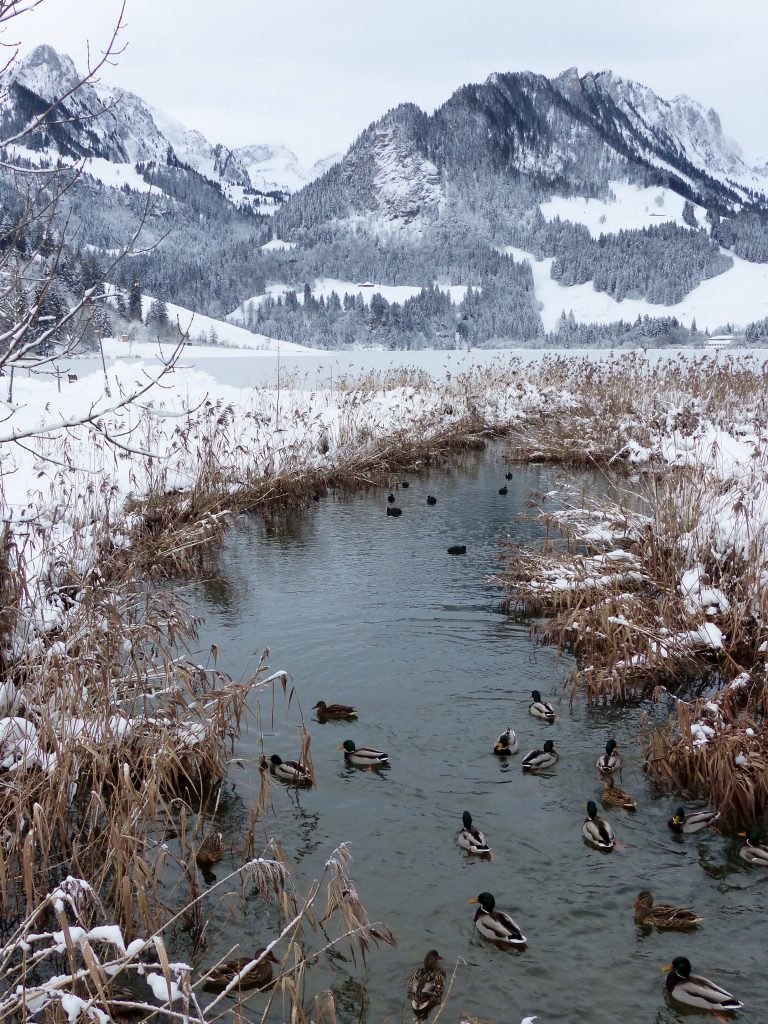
[{"x1": 65, "y1": 344, "x2": 766, "y2": 390}]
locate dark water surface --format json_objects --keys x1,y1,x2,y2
[{"x1": 180, "y1": 448, "x2": 764, "y2": 1023}]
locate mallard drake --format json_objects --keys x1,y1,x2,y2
[
  {"x1": 312, "y1": 700, "x2": 358, "y2": 720},
  {"x1": 521, "y1": 739, "x2": 557, "y2": 771},
  {"x1": 596, "y1": 738, "x2": 621, "y2": 774},
  {"x1": 668, "y1": 807, "x2": 720, "y2": 834},
  {"x1": 426, "y1": 495, "x2": 437, "y2": 505},
  {"x1": 662, "y1": 957, "x2": 743, "y2": 1012},
  {"x1": 203, "y1": 948, "x2": 279, "y2": 992},
  {"x1": 583, "y1": 800, "x2": 615, "y2": 849},
  {"x1": 529, "y1": 690, "x2": 555, "y2": 721},
  {"x1": 339, "y1": 739, "x2": 388, "y2": 767},
  {"x1": 634, "y1": 891, "x2": 702, "y2": 930},
  {"x1": 264, "y1": 754, "x2": 312, "y2": 786},
  {"x1": 407, "y1": 949, "x2": 445, "y2": 1014},
  {"x1": 469, "y1": 892, "x2": 526, "y2": 945},
  {"x1": 601, "y1": 775, "x2": 636, "y2": 810},
  {"x1": 458, "y1": 811, "x2": 491, "y2": 855},
  {"x1": 493, "y1": 727, "x2": 518, "y2": 756},
  {"x1": 737, "y1": 829, "x2": 768, "y2": 866},
  {"x1": 195, "y1": 831, "x2": 224, "y2": 868}
]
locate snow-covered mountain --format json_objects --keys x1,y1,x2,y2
[
  {"x1": 277, "y1": 67, "x2": 767, "y2": 236},
  {"x1": 4, "y1": 45, "x2": 768, "y2": 345},
  {"x1": 234, "y1": 143, "x2": 341, "y2": 194},
  {"x1": 1, "y1": 44, "x2": 333, "y2": 198},
  {"x1": 554, "y1": 68, "x2": 767, "y2": 199}
]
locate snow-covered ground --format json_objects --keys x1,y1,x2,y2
[
  {"x1": 539, "y1": 181, "x2": 708, "y2": 236},
  {"x1": 134, "y1": 294, "x2": 315, "y2": 352},
  {"x1": 507, "y1": 245, "x2": 768, "y2": 332},
  {"x1": 228, "y1": 279, "x2": 471, "y2": 322},
  {"x1": 528, "y1": 179, "x2": 768, "y2": 331},
  {"x1": 261, "y1": 237, "x2": 297, "y2": 251}
]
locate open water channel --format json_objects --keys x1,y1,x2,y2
[{"x1": 175, "y1": 447, "x2": 764, "y2": 1024}]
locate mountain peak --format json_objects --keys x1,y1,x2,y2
[{"x1": 12, "y1": 44, "x2": 82, "y2": 102}]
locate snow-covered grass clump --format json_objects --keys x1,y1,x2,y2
[{"x1": 497, "y1": 352, "x2": 768, "y2": 822}]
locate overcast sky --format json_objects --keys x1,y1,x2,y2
[{"x1": 8, "y1": 0, "x2": 767, "y2": 166}]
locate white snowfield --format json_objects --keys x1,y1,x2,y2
[
  {"x1": 506, "y1": 245, "x2": 768, "y2": 333},
  {"x1": 261, "y1": 237, "x2": 297, "y2": 251},
  {"x1": 539, "y1": 181, "x2": 709, "y2": 237}
]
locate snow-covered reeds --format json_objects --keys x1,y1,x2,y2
[
  {"x1": 0, "y1": 841, "x2": 394, "y2": 1024},
  {"x1": 497, "y1": 352, "x2": 768, "y2": 821}
]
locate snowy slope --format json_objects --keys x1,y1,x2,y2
[
  {"x1": 132, "y1": 294, "x2": 317, "y2": 352},
  {"x1": 507, "y1": 245, "x2": 768, "y2": 332},
  {"x1": 540, "y1": 182, "x2": 708, "y2": 237}
]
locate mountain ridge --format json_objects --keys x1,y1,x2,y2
[{"x1": 2, "y1": 44, "x2": 335, "y2": 197}]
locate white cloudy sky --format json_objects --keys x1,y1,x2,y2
[{"x1": 8, "y1": 0, "x2": 767, "y2": 165}]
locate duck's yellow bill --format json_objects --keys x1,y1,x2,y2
[
  {"x1": 661, "y1": 964, "x2": 673, "y2": 974},
  {"x1": 737, "y1": 831, "x2": 747, "y2": 837},
  {"x1": 337, "y1": 743, "x2": 345, "y2": 751},
  {"x1": 468, "y1": 898, "x2": 479, "y2": 904}
]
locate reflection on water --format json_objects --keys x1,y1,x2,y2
[{"x1": 177, "y1": 447, "x2": 764, "y2": 1023}]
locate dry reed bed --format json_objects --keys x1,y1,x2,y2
[{"x1": 497, "y1": 354, "x2": 768, "y2": 823}]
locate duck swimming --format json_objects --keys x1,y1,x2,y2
[
  {"x1": 529, "y1": 690, "x2": 555, "y2": 721},
  {"x1": 386, "y1": 507, "x2": 403, "y2": 517},
  {"x1": 469, "y1": 892, "x2": 526, "y2": 945},
  {"x1": 601, "y1": 775, "x2": 636, "y2": 810},
  {"x1": 634, "y1": 891, "x2": 701, "y2": 930},
  {"x1": 195, "y1": 831, "x2": 224, "y2": 868},
  {"x1": 203, "y1": 948, "x2": 279, "y2": 992},
  {"x1": 313, "y1": 700, "x2": 358, "y2": 720},
  {"x1": 493, "y1": 727, "x2": 518, "y2": 755},
  {"x1": 668, "y1": 807, "x2": 720, "y2": 834},
  {"x1": 662, "y1": 956, "x2": 743, "y2": 1012},
  {"x1": 264, "y1": 754, "x2": 312, "y2": 786},
  {"x1": 339, "y1": 739, "x2": 389, "y2": 767},
  {"x1": 407, "y1": 950, "x2": 445, "y2": 1014},
  {"x1": 427, "y1": 495, "x2": 437, "y2": 505},
  {"x1": 448, "y1": 545, "x2": 466, "y2": 555},
  {"x1": 457, "y1": 810, "x2": 491, "y2": 855},
  {"x1": 521, "y1": 739, "x2": 557, "y2": 771},
  {"x1": 583, "y1": 800, "x2": 615, "y2": 849},
  {"x1": 737, "y1": 829, "x2": 768, "y2": 866},
  {"x1": 596, "y1": 738, "x2": 622, "y2": 774}
]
